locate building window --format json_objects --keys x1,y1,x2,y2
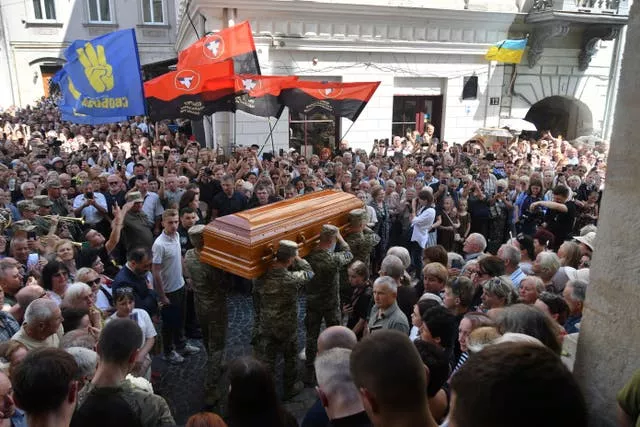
[
  {"x1": 392, "y1": 96, "x2": 420, "y2": 138},
  {"x1": 392, "y1": 95, "x2": 443, "y2": 140},
  {"x1": 33, "y1": 0, "x2": 56, "y2": 20},
  {"x1": 289, "y1": 111, "x2": 340, "y2": 155},
  {"x1": 88, "y1": 0, "x2": 111, "y2": 22},
  {"x1": 142, "y1": 0, "x2": 164, "y2": 23}
]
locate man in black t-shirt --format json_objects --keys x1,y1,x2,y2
[
  {"x1": 210, "y1": 174, "x2": 247, "y2": 219},
  {"x1": 531, "y1": 185, "x2": 576, "y2": 251}
]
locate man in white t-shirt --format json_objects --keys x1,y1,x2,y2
[{"x1": 152, "y1": 209, "x2": 199, "y2": 364}]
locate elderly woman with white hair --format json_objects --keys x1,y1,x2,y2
[
  {"x1": 61, "y1": 282, "x2": 102, "y2": 332},
  {"x1": 532, "y1": 252, "x2": 562, "y2": 293},
  {"x1": 66, "y1": 347, "x2": 98, "y2": 390}
]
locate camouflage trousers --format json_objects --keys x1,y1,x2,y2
[
  {"x1": 194, "y1": 298, "x2": 227, "y2": 405},
  {"x1": 255, "y1": 330, "x2": 298, "y2": 393},
  {"x1": 304, "y1": 303, "x2": 340, "y2": 369}
]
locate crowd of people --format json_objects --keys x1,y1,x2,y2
[{"x1": 0, "y1": 96, "x2": 637, "y2": 427}]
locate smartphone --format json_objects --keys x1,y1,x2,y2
[
  {"x1": 279, "y1": 148, "x2": 284, "y2": 157},
  {"x1": 27, "y1": 231, "x2": 36, "y2": 240},
  {"x1": 475, "y1": 149, "x2": 481, "y2": 155},
  {"x1": 451, "y1": 259, "x2": 464, "y2": 270},
  {"x1": 437, "y1": 143, "x2": 443, "y2": 152}
]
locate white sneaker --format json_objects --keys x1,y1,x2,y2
[
  {"x1": 163, "y1": 350, "x2": 185, "y2": 364},
  {"x1": 179, "y1": 344, "x2": 200, "y2": 356}
]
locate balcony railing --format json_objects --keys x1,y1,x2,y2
[{"x1": 532, "y1": 0, "x2": 622, "y2": 14}]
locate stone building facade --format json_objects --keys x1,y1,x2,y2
[{"x1": 177, "y1": 0, "x2": 629, "y2": 152}]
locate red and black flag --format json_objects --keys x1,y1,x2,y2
[
  {"x1": 233, "y1": 75, "x2": 298, "y2": 118},
  {"x1": 144, "y1": 60, "x2": 237, "y2": 120},
  {"x1": 177, "y1": 21, "x2": 260, "y2": 75},
  {"x1": 278, "y1": 81, "x2": 380, "y2": 122}
]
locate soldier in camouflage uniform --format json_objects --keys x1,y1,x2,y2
[
  {"x1": 33, "y1": 195, "x2": 55, "y2": 236},
  {"x1": 341, "y1": 209, "x2": 381, "y2": 305},
  {"x1": 304, "y1": 224, "x2": 353, "y2": 382},
  {"x1": 183, "y1": 225, "x2": 228, "y2": 408},
  {"x1": 47, "y1": 179, "x2": 69, "y2": 217},
  {"x1": 254, "y1": 240, "x2": 314, "y2": 399}
]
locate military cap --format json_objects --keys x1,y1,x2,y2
[
  {"x1": 188, "y1": 224, "x2": 206, "y2": 237},
  {"x1": 12, "y1": 220, "x2": 36, "y2": 232},
  {"x1": 348, "y1": 208, "x2": 367, "y2": 226},
  {"x1": 187, "y1": 224, "x2": 206, "y2": 248},
  {"x1": 126, "y1": 191, "x2": 144, "y2": 203},
  {"x1": 16, "y1": 200, "x2": 37, "y2": 212},
  {"x1": 33, "y1": 195, "x2": 53, "y2": 207},
  {"x1": 277, "y1": 240, "x2": 299, "y2": 259},
  {"x1": 320, "y1": 224, "x2": 339, "y2": 239},
  {"x1": 46, "y1": 179, "x2": 61, "y2": 189}
]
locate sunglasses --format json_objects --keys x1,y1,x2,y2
[{"x1": 86, "y1": 278, "x2": 101, "y2": 286}]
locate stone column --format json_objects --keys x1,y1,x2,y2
[{"x1": 572, "y1": 3, "x2": 640, "y2": 426}]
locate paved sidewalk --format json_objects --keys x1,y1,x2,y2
[{"x1": 152, "y1": 293, "x2": 317, "y2": 425}]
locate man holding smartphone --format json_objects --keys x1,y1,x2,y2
[{"x1": 73, "y1": 182, "x2": 108, "y2": 232}]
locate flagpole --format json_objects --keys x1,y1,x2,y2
[
  {"x1": 338, "y1": 120, "x2": 356, "y2": 145},
  {"x1": 258, "y1": 116, "x2": 281, "y2": 156},
  {"x1": 233, "y1": 112, "x2": 237, "y2": 149},
  {"x1": 268, "y1": 117, "x2": 276, "y2": 154}
]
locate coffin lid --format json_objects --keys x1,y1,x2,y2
[{"x1": 210, "y1": 190, "x2": 360, "y2": 245}]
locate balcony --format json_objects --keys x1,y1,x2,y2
[
  {"x1": 531, "y1": 0, "x2": 623, "y2": 15},
  {"x1": 525, "y1": 0, "x2": 629, "y2": 69}
]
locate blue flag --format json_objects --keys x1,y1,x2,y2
[
  {"x1": 52, "y1": 67, "x2": 128, "y2": 124},
  {"x1": 62, "y1": 29, "x2": 145, "y2": 117}
]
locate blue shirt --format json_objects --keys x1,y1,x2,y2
[
  {"x1": 10, "y1": 408, "x2": 26, "y2": 427},
  {"x1": 565, "y1": 315, "x2": 582, "y2": 334},
  {"x1": 510, "y1": 268, "x2": 526, "y2": 289}
]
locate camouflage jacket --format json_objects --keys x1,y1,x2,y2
[
  {"x1": 345, "y1": 229, "x2": 381, "y2": 267},
  {"x1": 258, "y1": 258, "x2": 314, "y2": 336},
  {"x1": 184, "y1": 249, "x2": 227, "y2": 308},
  {"x1": 305, "y1": 243, "x2": 353, "y2": 307},
  {"x1": 77, "y1": 380, "x2": 175, "y2": 426}
]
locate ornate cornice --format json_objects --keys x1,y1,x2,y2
[
  {"x1": 528, "y1": 22, "x2": 570, "y2": 68},
  {"x1": 578, "y1": 25, "x2": 621, "y2": 70}
]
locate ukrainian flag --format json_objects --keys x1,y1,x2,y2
[{"x1": 485, "y1": 39, "x2": 527, "y2": 64}]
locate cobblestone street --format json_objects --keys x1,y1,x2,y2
[{"x1": 152, "y1": 293, "x2": 317, "y2": 425}]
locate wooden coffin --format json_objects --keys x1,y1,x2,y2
[{"x1": 201, "y1": 190, "x2": 363, "y2": 279}]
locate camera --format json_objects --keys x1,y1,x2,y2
[
  {"x1": 204, "y1": 168, "x2": 213, "y2": 175},
  {"x1": 85, "y1": 191, "x2": 94, "y2": 199}
]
